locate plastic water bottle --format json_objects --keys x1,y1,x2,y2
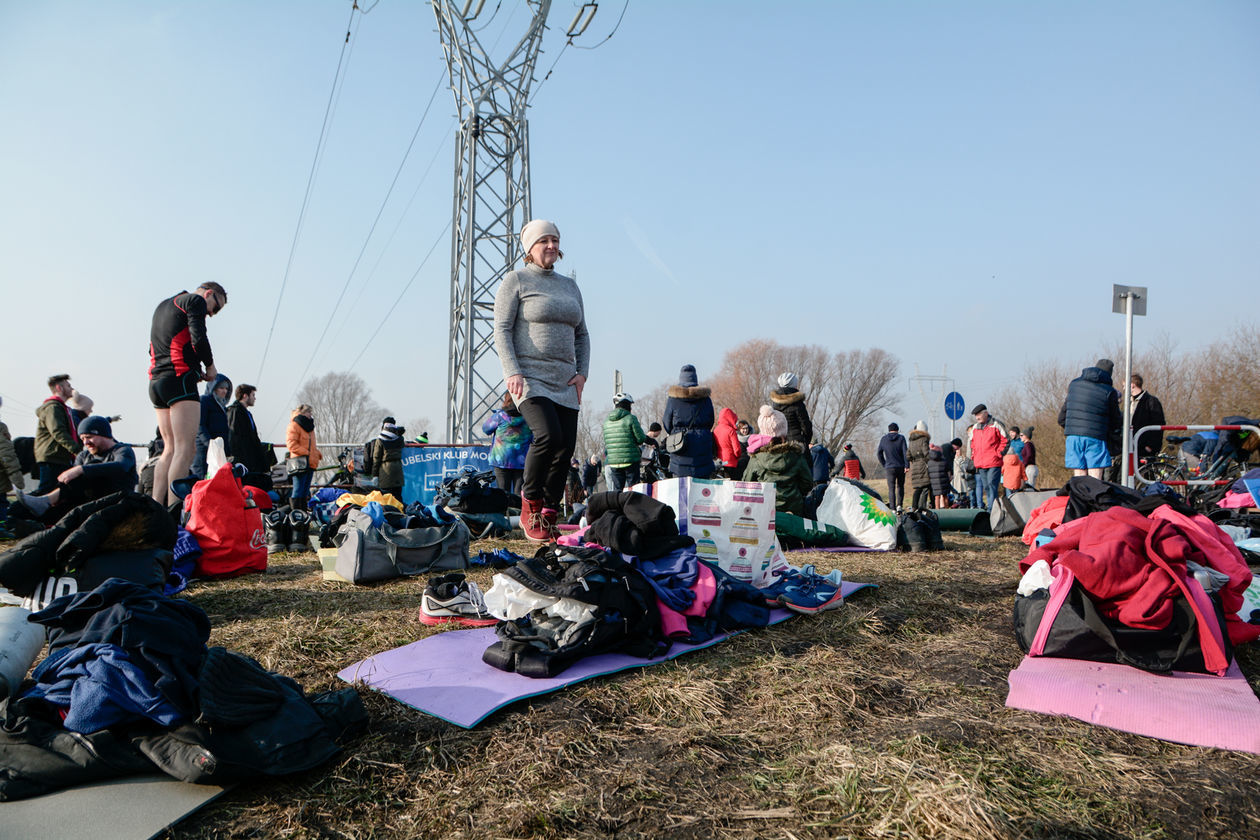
[{"x1": 0, "y1": 604, "x2": 47, "y2": 699}]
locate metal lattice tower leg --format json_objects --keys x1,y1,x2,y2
[{"x1": 433, "y1": 0, "x2": 551, "y2": 443}]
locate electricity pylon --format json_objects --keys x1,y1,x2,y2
[{"x1": 432, "y1": 0, "x2": 552, "y2": 443}]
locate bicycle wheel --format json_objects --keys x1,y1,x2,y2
[{"x1": 1137, "y1": 455, "x2": 1181, "y2": 484}]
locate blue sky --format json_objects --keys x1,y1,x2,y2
[{"x1": 1, "y1": 0, "x2": 1257, "y2": 446}]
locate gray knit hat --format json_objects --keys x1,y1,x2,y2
[
  {"x1": 777, "y1": 371, "x2": 798, "y2": 389},
  {"x1": 520, "y1": 219, "x2": 560, "y2": 255},
  {"x1": 678, "y1": 364, "x2": 698, "y2": 387}
]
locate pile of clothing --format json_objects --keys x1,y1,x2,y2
[{"x1": 0, "y1": 577, "x2": 365, "y2": 801}]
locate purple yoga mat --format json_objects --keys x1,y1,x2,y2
[
  {"x1": 1005, "y1": 655, "x2": 1260, "y2": 754},
  {"x1": 339, "y1": 580, "x2": 875, "y2": 728}
]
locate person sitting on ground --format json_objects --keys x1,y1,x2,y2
[
  {"x1": 602, "y1": 392, "x2": 648, "y2": 492},
  {"x1": 749, "y1": 405, "x2": 788, "y2": 456},
  {"x1": 191, "y1": 373, "x2": 232, "y2": 479},
  {"x1": 714, "y1": 408, "x2": 742, "y2": 479},
  {"x1": 34, "y1": 374, "x2": 83, "y2": 495},
  {"x1": 808, "y1": 441, "x2": 835, "y2": 487},
  {"x1": 742, "y1": 413, "x2": 813, "y2": 517},
  {"x1": 907, "y1": 421, "x2": 932, "y2": 509},
  {"x1": 18, "y1": 416, "x2": 137, "y2": 522},
  {"x1": 835, "y1": 443, "x2": 866, "y2": 480},
  {"x1": 663, "y1": 364, "x2": 715, "y2": 478},
  {"x1": 372, "y1": 421, "x2": 406, "y2": 500},
  {"x1": 483, "y1": 392, "x2": 532, "y2": 496},
  {"x1": 285, "y1": 404, "x2": 322, "y2": 511},
  {"x1": 770, "y1": 371, "x2": 813, "y2": 448},
  {"x1": 876, "y1": 422, "x2": 909, "y2": 510},
  {"x1": 226, "y1": 383, "x2": 269, "y2": 479}
]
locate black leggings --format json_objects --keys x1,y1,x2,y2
[{"x1": 515, "y1": 397, "x2": 579, "y2": 507}]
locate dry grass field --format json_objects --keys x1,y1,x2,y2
[{"x1": 101, "y1": 532, "x2": 1260, "y2": 840}]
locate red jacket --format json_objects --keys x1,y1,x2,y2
[
  {"x1": 713, "y1": 407, "x2": 741, "y2": 468},
  {"x1": 1020, "y1": 506, "x2": 1255, "y2": 672},
  {"x1": 968, "y1": 422, "x2": 1007, "y2": 469}
]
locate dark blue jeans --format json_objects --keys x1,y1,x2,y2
[
  {"x1": 977, "y1": 466, "x2": 1001, "y2": 510},
  {"x1": 291, "y1": 469, "x2": 314, "y2": 505},
  {"x1": 36, "y1": 463, "x2": 65, "y2": 495}
]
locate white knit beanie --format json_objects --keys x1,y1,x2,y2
[
  {"x1": 914, "y1": 420, "x2": 928, "y2": 432},
  {"x1": 777, "y1": 371, "x2": 798, "y2": 389},
  {"x1": 757, "y1": 405, "x2": 788, "y2": 438},
  {"x1": 520, "y1": 219, "x2": 560, "y2": 255}
]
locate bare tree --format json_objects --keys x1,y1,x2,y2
[
  {"x1": 296, "y1": 371, "x2": 391, "y2": 444},
  {"x1": 710, "y1": 339, "x2": 901, "y2": 449}
]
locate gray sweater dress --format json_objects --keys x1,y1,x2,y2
[{"x1": 493, "y1": 263, "x2": 590, "y2": 410}]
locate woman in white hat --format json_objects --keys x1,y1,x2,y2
[{"x1": 493, "y1": 220, "x2": 589, "y2": 541}]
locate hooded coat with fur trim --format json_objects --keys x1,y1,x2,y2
[
  {"x1": 663, "y1": 385, "x2": 715, "y2": 478},
  {"x1": 742, "y1": 441, "x2": 813, "y2": 515},
  {"x1": 769, "y1": 388, "x2": 813, "y2": 446}
]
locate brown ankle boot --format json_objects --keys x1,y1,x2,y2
[
  {"x1": 520, "y1": 497, "x2": 549, "y2": 542},
  {"x1": 540, "y1": 506, "x2": 561, "y2": 540}
]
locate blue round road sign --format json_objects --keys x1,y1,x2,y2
[{"x1": 944, "y1": 391, "x2": 965, "y2": 421}]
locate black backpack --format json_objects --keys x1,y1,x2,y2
[
  {"x1": 483, "y1": 544, "x2": 663, "y2": 678},
  {"x1": 896, "y1": 508, "x2": 945, "y2": 552},
  {"x1": 435, "y1": 469, "x2": 509, "y2": 514}
]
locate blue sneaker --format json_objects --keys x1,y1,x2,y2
[{"x1": 776, "y1": 574, "x2": 844, "y2": 615}]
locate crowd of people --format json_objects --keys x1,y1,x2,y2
[{"x1": 2, "y1": 217, "x2": 1237, "y2": 546}]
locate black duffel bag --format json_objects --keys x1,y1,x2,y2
[{"x1": 1014, "y1": 581, "x2": 1233, "y2": 675}]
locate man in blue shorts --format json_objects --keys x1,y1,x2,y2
[{"x1": 1057, "y1": 358, "x2": 1122, "y2": 480}]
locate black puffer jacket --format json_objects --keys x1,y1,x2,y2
[
  {"x1": 0, "y1": 491, "x2": 176, "y2": 597},
  {"x1": 928, "y1": 447, "x2": 951, "y2": 496},
  {"x1": 769, "y1": 388, "x2": 813, "y2": 447},
  {"x1": 1058, "y1": 366, "x2": 1122, "y2": 447}
]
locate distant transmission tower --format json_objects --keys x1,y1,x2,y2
[{"x1": 432, "y1": 0, "x2": 554, "y2": 443}]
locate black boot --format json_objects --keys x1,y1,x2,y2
[
  {"x1": 287, "y1": 508, "x2": 312, "y2": 553},
  {"x1": 264, "y1": 508, "x2": 291, "y2": 555}
]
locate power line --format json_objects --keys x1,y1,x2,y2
[
  {"x1": 348, "y1": 222, "x2": 453, "y2": 370},
  {"x1": 315, "y1": 117, "x2": 456, "y2": 361},
  {"x1": 569, "y1": 0, "x2": 630, "y2": 49},
  {"x1": 281, "y1": 73, "x2": 450, "y2": 408},
  {"x1": 256, "y1": 0, "x2": 362, "y2": 385},
  {"x1": 529, "y1": 0, "x2": 629, "y2": 106}
]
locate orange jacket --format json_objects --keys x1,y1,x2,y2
[
  {"x1": 286, "y1": 412, "x2": 322, "y2": 469},
  {"x1": 1001, "y1": 451, "x2": 1025, "y2": 490}
]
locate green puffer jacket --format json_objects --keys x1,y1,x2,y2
[
  {"x1": 602, "y1": 408, "x2": 647, "y2": 468},
  {"x1": 742, "y1": 441, "x2": 813, "y2": 515},
  {"x1": 907, "y1": 430, "x2": 931, "y2": 487}
]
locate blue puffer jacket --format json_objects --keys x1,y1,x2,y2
[
  {"x1": 663, "y1": 385, "x2": 715, "y2": 478},
  {"x1": 1057, "y1": 366, "x2": 1121, "y2": 444}
]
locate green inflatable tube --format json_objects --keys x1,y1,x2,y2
[{"x1": 934, "y1": 508, "x2": 986, "y2": 531}]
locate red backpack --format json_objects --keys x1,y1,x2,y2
[{"x1": 185, "y1": 467, "x2": 267, "y2": 578}]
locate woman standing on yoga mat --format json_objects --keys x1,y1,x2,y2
[{"x1": 493, "y1": 219, "x2": 589, "y2": 542}]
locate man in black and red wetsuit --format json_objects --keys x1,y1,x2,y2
[{"x1": 148, "y1": 282, "x2": 227, "y2": 506}]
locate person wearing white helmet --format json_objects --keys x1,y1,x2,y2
[{"x1": 601, "y1": 391, "x2": 647, "y2": 492}]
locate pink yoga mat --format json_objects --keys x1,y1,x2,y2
[
  {"x1": 340, "y1": 580, "x2": 875, "y2": 728},
  {"x1": 1005, "y1": 655, "x2": 1260, "y2": 754}
]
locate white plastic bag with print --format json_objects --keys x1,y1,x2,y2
[
  {"x1": 634, "y1": 477, "x2": 789, "y2": 587},
  {"x1": 814, "y1": 479, "x2": 897, "y2": 550}
]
